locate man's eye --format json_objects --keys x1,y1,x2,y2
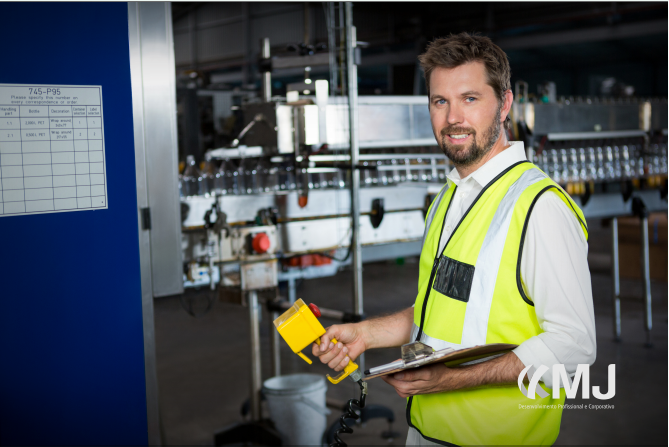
[
  {"x1": 436, "y1": 99, "x2": 446, "y2": 105},
  {"x1": 465, "y1": 97, "x2": 476, "y2": 102}
]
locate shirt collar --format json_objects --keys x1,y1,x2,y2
[{"x1": 446, "y1": 141, "x2": 526, "y2": 188}]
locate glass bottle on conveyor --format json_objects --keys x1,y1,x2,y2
[
  {"x1": 201, "y1": 155, "x2": 216, "y2": 197},
  {"x1": 214, "y1": 159, "x2": 228, "y2": 195},
  {"x1": 278, "y1": 161, "x2": 296, "y2": 191},
  {"x1": 182, "y1": 155, "x2": 202, "y2": 198},
  {"x1": 225, "y1": 159, "x2": 241, "y2": 195},
  {"x1": 243, "y1": 158, "x2": 259, "y2": 194}
]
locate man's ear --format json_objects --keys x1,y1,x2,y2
[{"x1": 500, "y1": 89, "x2": 513, "y2": 123}]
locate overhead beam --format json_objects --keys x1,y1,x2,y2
[
  {"x1": 178, "y1": 47, "x2": 421, "y2": 78},
  {"x1": 358, "y1": 49, "x2": 418, "y2": 67},
  {"x1": 272, "y1": 52, "x2": 330, "y2": 69},
  {"x1": 496, "y1": 19, "x2": 667, "y2": 50}
]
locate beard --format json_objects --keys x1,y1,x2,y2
[{"x1": 438, "y1": 105, "x2": 502, "y2": 169}]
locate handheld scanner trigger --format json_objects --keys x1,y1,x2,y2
[
  {"x1": 326, "y1": 355, "x2": 360, "y2": 384},
  {"x1": 316, "y1": 338, "x2": 362, "y2": 385}
]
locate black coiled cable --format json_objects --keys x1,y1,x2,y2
[{"x1": 330, "y1": 380, "x2": 367, "y2": 447}]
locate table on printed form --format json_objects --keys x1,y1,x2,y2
[{"x1": 0, "y1": 84, "x2": 108, "y2": 216}]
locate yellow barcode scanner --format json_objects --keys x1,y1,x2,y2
[{"x1": 273, "y1": 299, "x2": 360, "y2": 384}]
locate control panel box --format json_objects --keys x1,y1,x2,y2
[{"x1": 230, "y1": 225, "x2": 279, "y2": 260}]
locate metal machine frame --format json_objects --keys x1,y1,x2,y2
[{"x1": 128, "y1": 2, "x2": 183, "y2": 444}]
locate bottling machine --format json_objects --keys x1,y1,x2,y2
[
  {"x1": 180, "y1": 93, "x2": 448, "y2": 286},
  {"x1": 180, "y1": 88, "x2": 667, "y2": 317}
]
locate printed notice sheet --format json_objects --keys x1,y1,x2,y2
[{"x1": 0, "y1": 84, "x2": 108, "y2": 216}]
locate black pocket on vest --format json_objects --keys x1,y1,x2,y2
[{"x1": 432, "y1": 255, "x2": 475, "y2": 302}]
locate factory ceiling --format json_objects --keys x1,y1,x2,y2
[{"x1": 171, "y1": 2, "x2": 667, "y2": 95}]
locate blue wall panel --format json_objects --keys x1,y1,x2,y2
[{"x1": 0, "y1": 3, "x2": 147, "y2": 445}]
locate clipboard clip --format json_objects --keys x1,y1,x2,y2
[{"x1": 401, "y1": 341, "x2": 434, "y2": 363}]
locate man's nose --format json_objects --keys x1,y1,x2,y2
[{"x1": 446, "y1": 103, "x2": 464, "y2": 125}]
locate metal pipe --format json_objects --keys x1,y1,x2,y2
[
  {"x1": 317, "y1": 307, "x2": 347, "y2": 320},
  {"x1": 303, "y1": 3, "x2": 310, "y2": 45},
  {"x1": 288, "y1": 278, "x2": 297, "y2": 304},
  {"x1": 270, "y1": 299, "x2": 347, "y2": 321},
  {"x1": 183, "y1": 207, "x2": 426, "y2": 229},
  {"x1": 326, "y1": 2, "x2": 337, "y2": 96},
  {"x1": 261, "y1": 38, "x2": 271, "y2": 102},
  {"x1": 231, "y1": 113, "x2": 264, "y2": 148},
  {"x1": 611, "y1": 217, "x2": 621, "y2": 341},
  {"x1": 270, "y1": 310, "x2": 281, "y2": 377},
  {"x1": 275, "y1": 208, "x2": 424, "y2": 224},
  {"x1": 189, "y1": 9, "x2": 197, "y2": 70},
  {"x1": 345, "y1": 2, "x2": 364, "y2": 373},
  {"x1": 248, "y1": 290, "x2": 262, "y2": 420},
  {"x1": 310, "y1": 153, "x2": 447, "y2": 162},
  {"x1": 339, "y1": 3, "x2": 346, "y2": 96},
  {"x1": 640, "y1": 215, "x2": 653, "y2": 347}
]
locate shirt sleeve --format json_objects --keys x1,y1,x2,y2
[{"x1": 512, "y1": 191, "x2": 597, "y2": 388}]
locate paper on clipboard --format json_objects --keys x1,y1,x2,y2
[{"x1": 362, "y1": 341, "x2": 518, "y2": 381}]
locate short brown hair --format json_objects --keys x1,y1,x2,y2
[{"x1": 418, "y1": 33, "x2": 512, "y2": 129}]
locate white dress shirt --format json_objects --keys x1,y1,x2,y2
[{"x1": 438, "y1": 141, "x2": 596, "y2": 387}]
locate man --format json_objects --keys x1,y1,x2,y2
[{"x1": 313, "y1": 33, "x2": 596, "y2": 445}]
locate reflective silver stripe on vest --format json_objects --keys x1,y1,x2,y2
[
  {"x1": 411, "y1": 323, "x2": 462, "y2": 351},
  {"x1": 422, "y1": 184, "x2": 450, "y2": 251},
  {"x1": 459, "y1": 168, "x2": 547, "y2": 348},
  {"x1": 413, "y1": 168, "x2": 547, "y2": 350}
]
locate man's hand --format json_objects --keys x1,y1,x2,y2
[
  {"x1": 311, "y1": 323, "x2": 367, "y2": 372},
  {"x1": 381, "y1": 363, "x2": 452, "y2": 398},
  {"x1": 311, "y1": 307, "x2": 414, "y2": 373},
  {"x1": 381, "y1": 352, "x2": 527, "y2": 398}
]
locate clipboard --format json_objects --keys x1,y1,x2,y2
[{"x1": 362, "y1": 341, "x2": 518, "y2": 381}]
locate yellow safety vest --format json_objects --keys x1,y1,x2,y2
[{"x1": 409, "y1": 161, "x2": 588, "y2": 446}]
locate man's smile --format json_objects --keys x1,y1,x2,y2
[{"x1": 444, "y1": 133, "x2": 473, "y2": 144}]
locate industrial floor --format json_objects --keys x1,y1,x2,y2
[{"x1": 154, "y1": 220, "x2": 668, "y2": 446}]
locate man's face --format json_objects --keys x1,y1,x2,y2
[{"x1": 428, "y1": 62, "x2": 505, "y2": 168}]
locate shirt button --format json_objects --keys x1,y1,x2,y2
[
  {"x1": 460, "y1": 192, "x2": 466, "y2": 198},
  {"x1": 445, "y1": 226, "x2": 451, "y2": 233}
]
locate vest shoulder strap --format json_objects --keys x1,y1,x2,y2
[{"x1": 422, "y1": 183, "x2": 451, "y2": 251}]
